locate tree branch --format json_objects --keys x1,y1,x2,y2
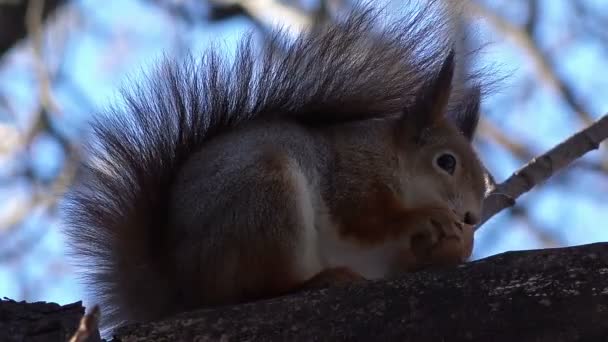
[
  {"x1": 0, "y1": 299, "x2": 86, "y2": 342},
  {"x1": 208, "y1": 0, "x2": 312, "y2": 33},
  {"x1": 110, "y1": 243, "x2": 608, "y2": 341},
  {"x1": 466, "y1": 2, "x2": 593, "y2": 125},
  {"x1": 479, "y1": 113, "x2": 608, "y2": 227},
  {"x1": 4, "y1": 243, "x2": 608, "y2": 341},
  {"x1": 0, "y1": 0, "x2": 66, "y2": 61}
]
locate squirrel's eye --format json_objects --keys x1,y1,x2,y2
[{"x1": 435, "y1": 153, "x2": 457, "y2": 175}]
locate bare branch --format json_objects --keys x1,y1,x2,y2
[
  {"x1": 466, "y1": 2, "x2": 593, "y2": 125},
  {"x1": 26, "y1": 0, "x2": 61, "y2": 116},
  {"x1": 209, "y1": 0, "x2": 312, "y2": 32},
  {"x1": 0, "y1": 0, "x2": 66, "y2": 61},
  {"x1": 0, "y1": 0, "x2": 79, "y2": 255},
  {"x1": 510, "y1": 206, "x2": 564, "y2": 248},
  {"x1": 479, "y1": 113, "x2": 608, "y2": 228},
  {"x1": 477, "y1": 116, "x2": 535, "y2": 161}
]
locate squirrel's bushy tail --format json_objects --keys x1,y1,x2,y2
[
  {"x1": 62, "y1": 59, "x2": 215, "y2": 328},
  {"x1": 61, "y1": 1, "x2": 475, "y2": 330}
]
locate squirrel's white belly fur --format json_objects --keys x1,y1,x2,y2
[
  {"x1": 319, "y1": 226, "x2": 402, "y2": 279},
  {"x1": 287, "y1": 162, "x2": 324, "y2": 280},
  {"x1": 289, "y1": 162, "x2": 400, "y2": 280}
]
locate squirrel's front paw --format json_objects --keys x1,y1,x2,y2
[{"x1": 408, "y1": 208, "x2": 474, "y2": 268}]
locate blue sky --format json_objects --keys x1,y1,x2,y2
[{"x1": 0, "y1": 0, "x2": 606, "y2": 307}]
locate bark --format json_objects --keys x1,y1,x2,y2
[
  {"x1": 115, "y1": 242, "x2": 608, "y2": 341},
  {"x1": 3, "y1": 243, "x2": 607, "y2": 341},
  {"x1": 0, "y1": 299, "x2": 92, "y2": 342}
]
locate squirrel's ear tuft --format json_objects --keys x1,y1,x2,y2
[
  {"x1": 448, "y1": 86, "x2": 481, "y2": 141},
  {"x1": 402, "y1": 49, "x2": 455, "y2": 134}
]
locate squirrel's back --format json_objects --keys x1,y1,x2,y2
[{"x1": 62, "y1": 1, "x2": 487, "y2": 330}]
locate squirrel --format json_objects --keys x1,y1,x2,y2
[{"x1": 61, "y1": 2, "x2": 488, "y2": 331}]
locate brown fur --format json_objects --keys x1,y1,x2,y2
[{"x1": 61, "y1": 1, "x2": 491, "y2": 332}]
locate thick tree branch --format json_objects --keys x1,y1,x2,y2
[
  {"x1": 109, "y1": 243, "x2": 608, "y2": 341},
  {"x1": 479, "y1": 113, "x2": 608, "y2": 227},
  {"x1": 0, "y1": 299, "x2": 86, "y2": 342},
  {"x1": 5, "y1": 243, "x2": 608, "y2": 341}
]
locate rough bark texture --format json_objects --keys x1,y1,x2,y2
[
  {"x1": 3, "y1": 243, "x2": 608, "y2": 341},
  {"x1": 0, "y1": 299, "x2": 86, "y2": 342},
  {"x1": 0, "y1": 0, "x2": 66, "y2": 60},
  {"x1": 114, "y1": 243, "x2": 608, "y2": 341}
]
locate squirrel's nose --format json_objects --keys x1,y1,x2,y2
[{"x1": 463, "y1": 212, "x2": 479, "y2": 225}]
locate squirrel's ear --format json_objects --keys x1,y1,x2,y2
[
  {"x1": 402, "y1": 49, "x2": 454, "y2": 134},
  {"x1": 448, "y1": 86, "x2": 481, "y2": 141}
]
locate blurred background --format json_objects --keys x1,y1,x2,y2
[{"x1": 0, "y1": 0, "x2": 606, "y2": 307}]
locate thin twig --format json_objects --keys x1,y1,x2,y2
[
  {"x1": 209, "y1": 0, "x2": 311, "y2": 33},
  {"x1": 26, "y1": 0, "x2": 60, "y2": 115},
  {"x1": 0, "y1": 0, "x2": 78, "y2": 251},
  {"x1": 466, "y1": 1, "x2": 593, "y2": 125},
  {"x1": 478, "y1": 116, "x2": 535, "y2": 161},
  {"x1": 479, "y1": 113, "x2": 608, "y2": 228}
]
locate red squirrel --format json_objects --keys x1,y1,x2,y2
[{"x1": 62, "y1": 2, "x2": 488, "y2": 331}]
